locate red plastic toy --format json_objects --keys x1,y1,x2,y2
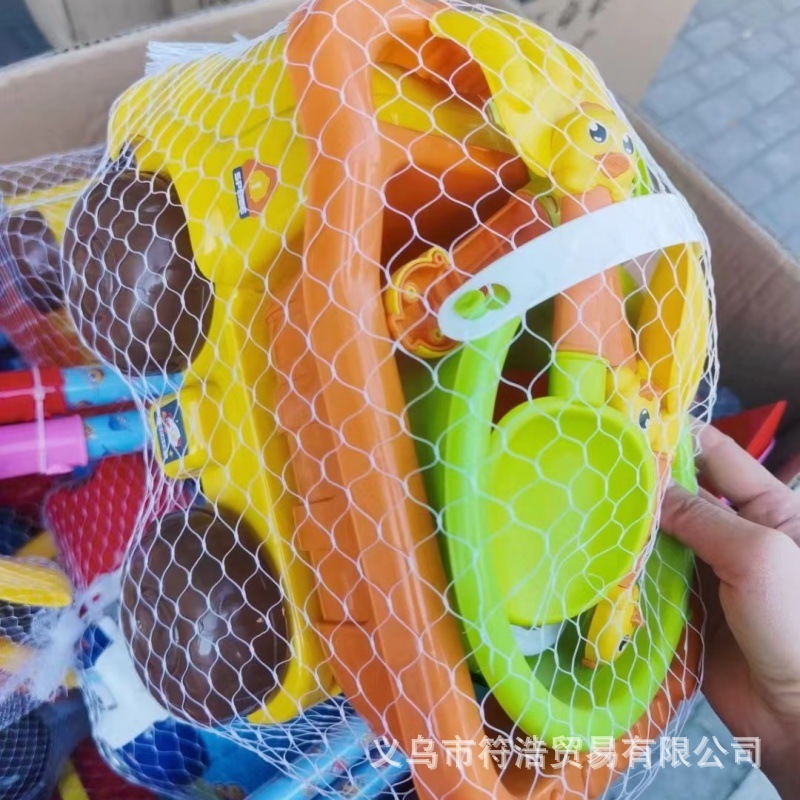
[
  {"x1": 714, "y1": 401, "x2": 786, "y2": 462},
  {"x1": 45, "y1": 454, "x2": 190, "y2": 589}
]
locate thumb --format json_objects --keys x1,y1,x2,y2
[{"x1": 661, "y1": 485, "x2": 777, "y2": 586}]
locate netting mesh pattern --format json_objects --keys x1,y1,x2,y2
[{"x1": 0, "y1": 1, "x2": 718, "y2": 798}]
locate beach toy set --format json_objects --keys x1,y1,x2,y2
[{"x1": 0, "y1": 0, "x2": 719, "y2": 798}]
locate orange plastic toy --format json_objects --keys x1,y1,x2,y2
[{"x1": 385, "y1": 187, "x2": 551, "y2": 357}]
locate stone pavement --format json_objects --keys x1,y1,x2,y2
[
  {"x1": 0, "y1": 0, "x2": 49, "y2": 68},
  {"x1": 642, "y1": 0, "x2": 800, "y2": 255}
]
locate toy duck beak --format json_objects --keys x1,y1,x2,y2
[{"x1": 597, "y1": 152, "x2": 632, "y2": 179}]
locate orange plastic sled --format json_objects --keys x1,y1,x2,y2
[{"x1": 273, "y1": 2, "x2": 701, "y2": 799}]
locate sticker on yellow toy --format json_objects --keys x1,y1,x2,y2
[
  {"x1": 233, "y1": 160, "x2": 277, "y2": 219},
  {"x1": 153, "y1": 398, "x2": 188, "y2": 465}
]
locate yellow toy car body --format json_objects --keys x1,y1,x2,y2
[{"x1": 107, "y1": 30, "x2": 510, "y2": 724}]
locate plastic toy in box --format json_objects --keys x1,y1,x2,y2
[
  {"x1": 42, "y1": 457, "x2": 290, "y2": 799},
  {"x1": 1, "y1": 177, "x2": 93, "y2": 366},
  {"x1": 58, "y1": 1, "x2": 716, "y2": 798}
]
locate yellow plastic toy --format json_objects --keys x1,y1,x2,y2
[
  {"x1": 14, "y1": 530, "x2": 60, "y2": 560},
  {"x1": 57, "y1": 761, "x2": 90, "y2": 800},
  {"x1": 590, "y1": 241, "x2": 709, "y2": 666},
  {"x1": 0, "y1": 535, "x2": 78, "y2": 689},
  {"x1": 96, "y1": 31, "x2": 513, "y2": 725},
  {"x1": 0, "y1": 555, "x2": 72, "y2": 608},
  {"x1": 582, "y1": 578, "x2": 643, "y2": 669},
  {"x1": 104, "y1": 36, "x2": 329, "y2": 725}
]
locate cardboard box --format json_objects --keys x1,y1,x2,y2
[
  {"x1": 23, "y1": 0, "x2": 236, "y2": 49},
  {"x1": 21, "y1": 0, "x2": 694, "y2": 101},
  {"x1": 520, "y1": 0, "x2": 698, "y2": 102},
  {"x1": 24, "y1": 0, "x2": 175, "y2": 50},
  {"x1": 1, "y1": 0, "x2": 799, "y2": 427}
]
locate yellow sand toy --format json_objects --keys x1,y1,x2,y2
[
  {"x1": 94, "y1": 37, "x2": 335, "y2": 725},
  {"x1": 56, "y1": 760, "x2": 90, "y2": 800},
  {"x1": 0, "y1": 532, "x2": 72, "y2": 609},
  {"x1": 0, "y1": 555, "x2": 72, "y2": 609},
  {"x1": 67, "y1": 27, "x2": 514, "y2": 726},
  {"x1": 0, "y1": 534, "x2": 77, "y2": 690}
]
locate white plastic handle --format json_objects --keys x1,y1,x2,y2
[{"x1": 438, "y1": 193, "x2": 707, "y2": 343}]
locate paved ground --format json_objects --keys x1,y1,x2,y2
[
  {"x1": 0, "y1": 0, "x2": 50, "y2": 67},
  {"x1": 642, "y1": 0, "x2": 800, "y2": 255}
]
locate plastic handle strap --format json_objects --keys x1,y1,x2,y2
[{"x1": 438, "y1": 193, "x2": 707, "y2": 342}]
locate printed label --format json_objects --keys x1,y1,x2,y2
[
  {"x1": 154, "y1": 398, "x2": 187, "y2": 465},
  {"x1": 233, "y1": 166, "x2": 248, "y2": 218},
  {"x1": 232, "y1": 160, "x2": 277, "y2": 218}
]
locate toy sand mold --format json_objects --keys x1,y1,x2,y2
[{"x1": 63, "y1": 0, "x2": 713, "y2": 798}]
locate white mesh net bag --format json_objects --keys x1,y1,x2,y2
[
  {"x1": 0, "y1": 147, "x2": 103, "y2": 368},
  {"x1": 0, "y1": 0, "x2": 719, "y2": 798}
]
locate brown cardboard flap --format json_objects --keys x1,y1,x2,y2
[
  {"x1": 630, "y1": 108, "x2": 800, "y2": 424},
  {"x1": 0, "y1": 0, "x2": 296, "y2": 163}
]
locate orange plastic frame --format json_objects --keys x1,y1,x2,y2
[{"x1": 276, "y1": 2, "x2": 701, "y2": 798}]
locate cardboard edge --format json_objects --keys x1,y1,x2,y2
[
  {"x1": 629, "y1": 105, "x2": 800, "y2": 423},
  {"x1": 0, "y1": 0, "x2": 295, "y2": 162}
]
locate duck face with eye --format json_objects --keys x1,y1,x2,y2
[
  {"x1": 608, "y1": 362, "x2": 663, "y2": 451},
  {"x1": 549, "y1": 102, "x2": 638, "y2": 202}
]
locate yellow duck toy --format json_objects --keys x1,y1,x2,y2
[
  {"x1": 548, "y1": 103, "x2": 638, "y2": 204},
  {"x1": 582, "y1": 578, "x2": 644, "y2": 669}
]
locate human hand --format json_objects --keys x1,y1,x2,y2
[{"x1": 661, "y1": 424, "x2": 800, "y2": 798}]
